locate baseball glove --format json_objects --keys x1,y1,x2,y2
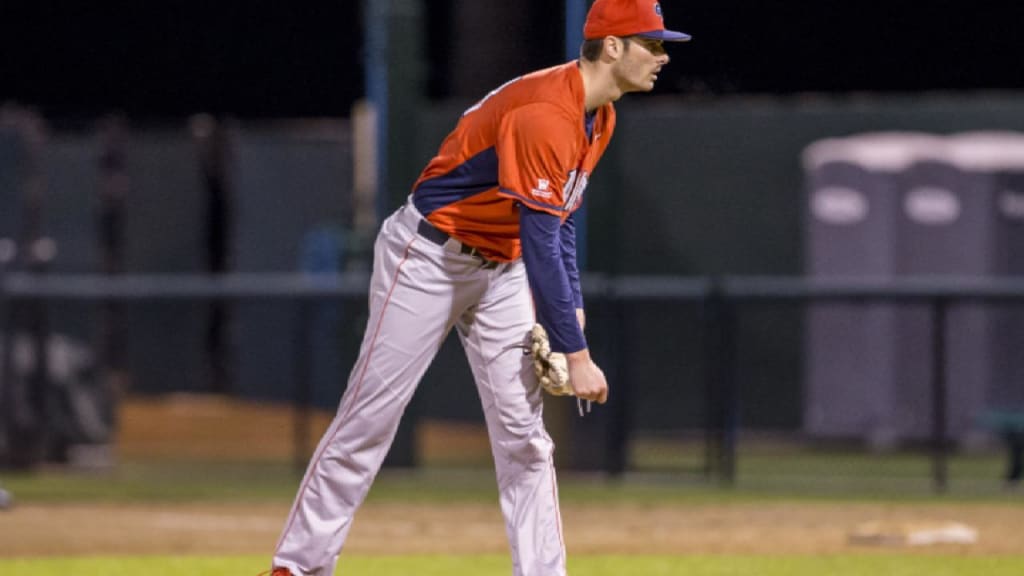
[{"x1": 528, "y1": 323, "x2": 573, "y2": 396}]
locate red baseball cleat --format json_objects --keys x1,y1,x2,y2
[{"x1": 256, "y1": 569, "x2": 293, "y2": 576}]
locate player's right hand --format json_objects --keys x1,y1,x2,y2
[{"x1": 566, "y1": 349, "x2": 608, "y2": 404}]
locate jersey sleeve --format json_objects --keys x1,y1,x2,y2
[
  {"x1": 560, "y1": 212, "x2": 584, "y2": 309},
  {"x1": 495, "y1": 103, "x2": 579, "y2": 217}
]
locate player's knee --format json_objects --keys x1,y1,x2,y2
[{"x1": 500, "y1": 427, "x2": 554, "y2": 468}]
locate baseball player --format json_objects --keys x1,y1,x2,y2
[{"x1": 266, "y1": 1, "x2": 689, "y2": 574}]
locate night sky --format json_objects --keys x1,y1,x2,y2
[{"x1": 3, "y1": 1, "x2": 1024, "y2": 120}]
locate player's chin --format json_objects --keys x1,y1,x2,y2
[
  {"x1": 624, "y1": 77, "x2": 657, "y2": 94},
  {"x1": 627, "y1": 82, "x2": 656, "y2": 93}
]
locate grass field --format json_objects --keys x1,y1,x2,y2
[
  {"x1": 3, "y1": 554, "x2": 1024, "y2": 576},
  {"x1": 2, "y1": 397, "x2": 1023, "y2": 575}
]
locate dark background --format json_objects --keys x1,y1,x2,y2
[
  {"x1": 4, "y1": 0, "x2": 1024, "y2": 120},
  {"x1": 5, "y1": 1, "x2": 1024, "y2": 452}
]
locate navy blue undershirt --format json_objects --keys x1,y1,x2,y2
[
  {"x1": 584, "y1": 110, "x2": 596, "y2": 139},
  {"x1": 520, "y1": 206, "x2": 585, "y2": 354}
]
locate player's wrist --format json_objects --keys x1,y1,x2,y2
[{"x1": 566, "y1": 348, "x2": 591, "y2": 363}]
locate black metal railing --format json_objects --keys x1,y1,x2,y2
[{"x1": 4, "y1": 271, "x2": 1024, "y2": 491}]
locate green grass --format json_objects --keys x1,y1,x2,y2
[
  {"x1": 2, "y1": 446, "x2": 1019, "y2": 507},
  {"x1": 2, "y1": 554, "x2": 1023, "y2": 576},
  {"x1": 0, "y1": 460, "x2": 301, "y2": 504}
]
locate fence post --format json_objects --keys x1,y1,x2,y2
[
  {"x1": 0, "y1": 245, "x2": 11, "y2": 466},
  {"x1": 605, "y1": 294, "x2": 629, "y2": 476},
  {"x1": 291, "y1": 299, "x2": 314, "y2": 475},
  {"x1": 700, "y1": 286, "x2": 717, "y2": 482},
  {"x1": 930, "y1": 297, "x2": 949, "y2": 493},
  {"x1": 706, "y1": 280, "x2": 738, "y2": 486}
]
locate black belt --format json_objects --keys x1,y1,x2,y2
[{"x1": 417, "y1": 219, "x2": 499, "y2": 269}]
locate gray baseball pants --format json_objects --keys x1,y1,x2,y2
[{"x1": 272, "y1": 199, "x2": 567, "y2": 576}]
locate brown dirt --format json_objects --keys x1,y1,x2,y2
[
  {"x1": 3, "y1": 395, "x2": 1023, "y2": 557},
  {"x1": 4, "y1": 501, "x2": 1024, "y2": 557}
]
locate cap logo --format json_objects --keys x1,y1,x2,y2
[{"x1": 654, "y1": 2, "x2": 663, "y2": 18}]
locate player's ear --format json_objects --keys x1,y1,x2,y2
[{"x1": 602, "y1": 36, "x2": 626, "y2": 61}]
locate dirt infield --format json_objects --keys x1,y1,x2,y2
[
  {"x1": 4, "y1": 396, "x2": 1023, "y2": 558},
  {"x1": 4, "y1": 500, "x2": 1024, "y2": 557}
]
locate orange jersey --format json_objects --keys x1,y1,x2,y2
[{"x1": 411, "y1": 61, "x2": 616, "y2": 262}]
